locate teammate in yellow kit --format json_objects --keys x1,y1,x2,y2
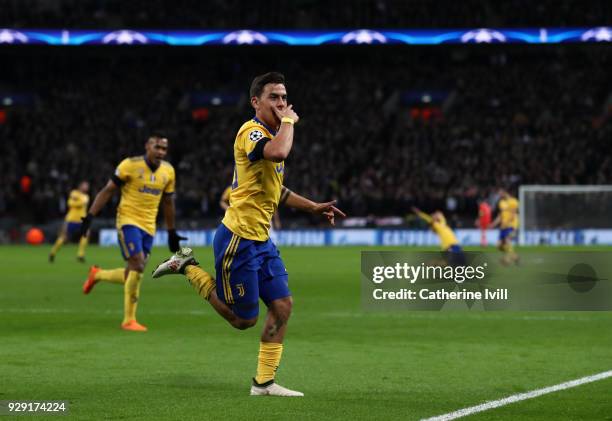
[
  {"x1": 49, "y1": 181, "x2": 90, "y2": 263},
  {"x1": 412, "y1": 206, "x2": 466, "y2": 266},
  {"x1": 491, "y1": 188, "x2": 520, "y2": 265},
  {"x1": 153, "y1": 72, "x2": 345, "y2": 396},
  {"x1": 79, "y1": 134, "x2": 186, "y2": 332}
]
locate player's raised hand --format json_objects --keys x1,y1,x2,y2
[
  {"x1": 311, "y1": 200, "x2": 346, "y2": 226},
  {"x1": 274, "y1": 104, "x2": 300, "y2": 124}
]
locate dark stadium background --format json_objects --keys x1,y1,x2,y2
[{"x1": 1, "y1": 2, "x2": 611, "y2": 243}]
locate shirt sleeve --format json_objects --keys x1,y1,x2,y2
[
  {"x1": 416, "y1": 210, "x2": 433, "y2": 224},
  {"x1": 243, "y1": 128, "x2": 271, "y2": 162},
  {"x1": 112, "y1": 159, "x2": 131, "y2": 186},
  {"x1": 164, "y1": 167, "x2": 175, "y2": 194}
]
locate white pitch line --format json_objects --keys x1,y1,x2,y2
[{"x1": 421, "y1": 370, "x2": 612, "y2": 421}]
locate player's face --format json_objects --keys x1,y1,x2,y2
[
  {"x1": 79, "y1": 181, "x2": 90, "y2": 193},
  {"x1": 253, "y1": 83, "x2": 287, "y2": 127},
  {"x1": 146, "y1": 137, "x2": 168, "y2": 165}
]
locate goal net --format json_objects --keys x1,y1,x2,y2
[{"x1": 518, "y1": 185, "x2": 612, "y2": 246}]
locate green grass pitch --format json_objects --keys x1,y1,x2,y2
[{"x1": 1, "y1": 245, "x2": 611, "y2": 420}]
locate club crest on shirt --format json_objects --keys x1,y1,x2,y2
[{"x1": 249, "y1": 130, "x2": 264, "y2": 142}]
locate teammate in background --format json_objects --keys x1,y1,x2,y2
[
  {"x1": 153, "y1": 72, "x2": 345, "y2": 397},
  {"x1": 220, "y1": 185, "x2": 281, "y2": 229},
  {"x1": 79, "y1": 134, "x2": 186, "y2": 332},
  {"x1": 49, "y1": 181, "x2": 90, "y2": 263},
  {"x1": 490, "y1": 188, "x2": 519, "y2": 265},
  {"x1": 475, "y1": 198, "x2": 492, "y2": 247},
  {"x1": 412, "y1": 207, "x2": 466, "y2": 266}
]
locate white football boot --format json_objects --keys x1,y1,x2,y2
[
  {"x1": 250, "y1": 379, "x2": 304, "y2": 397},
  {"x1": 152, "y1": 247, "x2": 198, "y2": 278}
]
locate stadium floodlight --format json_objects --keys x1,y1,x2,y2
[{"x1": 519, "y1": 185, "x2": 612, "y2": 245}]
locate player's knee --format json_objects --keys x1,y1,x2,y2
[
  {"x1": 232, "y1": 317, "x2": 258, "y2": 330},
  {"x1": 271, "y1": 296, "x2": 293, "y2": 321},
  {"x1": 128, "y1": 257, "x2": 145, "y2": 272}
]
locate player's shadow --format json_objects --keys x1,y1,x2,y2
[{"x1": 144, "y1": 374, "x2": 238, "y2": 392}]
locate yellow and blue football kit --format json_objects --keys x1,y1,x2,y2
[
  {"x1": 416, "y1": 211, "x2": 466, "y2": 266},
  {"x1": 216, "y1": 117, "x2": 290, "y2": 319},
  {"x1": 498, "y1": 196, "x2": 519, "y2": 241},
  {"x1": 112, "y1": 156, "x2": 175, "y2": 259},
  {"x1": 49, "y1": 189, "x2": 90, "y2": 260},
  {"x1": 65, "y1": 189, "x2": 89, "y2": 239}
]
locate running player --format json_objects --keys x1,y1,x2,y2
[
  {"x1": 153, "y1": 72, "x2": 345, "y2": 396},
  {"x1": 79, "y1": 134, "x2": 186, "y2": 331},
  {"x1": 49, "y1": 181, "x2": 90, "y2": 263}
]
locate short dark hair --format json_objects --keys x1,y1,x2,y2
[
  {"x1": 149, "y1": 132, "x2": 167, "y2": 141},
  {"x1": 250, "y1": 72, "x2": 285, "y2": 98}
]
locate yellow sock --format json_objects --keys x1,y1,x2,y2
[
  {"x1": 50, "y1": 235, "x2": 65, "y2": 256},
  {"x1": 94, "y1": 268, "x2": 125, "y2": 284},
  {"x1": 185, "y1": 265, "x2": 215, "y2": 300},
  {"x1": 255, "y1": 342, "x2": 283, "y2": 384},
  {"x1": 123, "y1": 271, "x2": 143, "y2": 324},
  {"x1": 77, "y1": 236, "x2": 88, "y2": 258}
]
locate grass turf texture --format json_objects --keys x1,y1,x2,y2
[{"x1": 1, "y1": 245, "x2": 611, "y2": 420}]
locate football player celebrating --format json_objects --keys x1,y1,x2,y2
[
  {"x1": 412, "y1": 206, "x2": 466, "y2": 266},
  {"x1": 153, "y1": 72, "x2": 345, "y2": 396},
  {"x1": 490, "y1": 188, "x2": 520, "y2": 265}
]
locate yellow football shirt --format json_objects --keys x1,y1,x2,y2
[
  {"x1": 65, "y1": 190, "x2": 89, "y2": 222},
  {"x1": 416, "y1": 211, "x2": 459, "y2": 250},
  {"x1": 114, "y1": 156, "x2": 175, "y2": 235},
  {"x1": 222, "y1": 118, "x2": 284, "y2": 241},
  {"x1": 499, "y1": 197, "x2": 519, "y2": 229}
]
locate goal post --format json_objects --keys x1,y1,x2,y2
[{"x1": 518, "y1": 185, "x2": 612, "y2": 245}]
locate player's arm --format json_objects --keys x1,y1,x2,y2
[
  {"x1": 162, "y1": 193, "x2": 177, "y2": 231},
  {"x1": 272, "y1": 212, "x2": 281, "y2": 230},
  {"x1": 219, "y1": 189, "x2": 230, "y2": 211},
  {"x1": 79, "y1": 180, "x2": 118, "y2": 236},
  {"x1": 262, "y1": 105, "x2": 300, "y2": 162},
  {"x1": 162, "y1": 193, "x2": 186, "y2": 252},
  {"x1": 161, "y1": 169, "x2": 186, "y2": 251},
  {"x1": 490, "y1": 214, "x2": 501, "y2": 228},
  {"x1": 88, "y1": 180, "x2": 118, "y2": 217},
  {"x1": 279, "y1": 186, "x2": 346, "y2": 226},
  {"x1": 411, "y1": 206, "x2": 433, "y2": 224}
]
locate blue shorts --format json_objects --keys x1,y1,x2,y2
[
  {"x1": 118, "y1": 225, "x2": 153, "y2": 260},
  {"x1": 499, "y1": 228, "x2": 516, "y2": 242},
  {"x1": 213, "y1": 223, "x2": 290, "y2": 320},
  {"x1": 66, "y1": 222, "x2": 82, "y2": 240},
  {"x1": 446, "y1": 244, "x2": 466, "y2": 267}
]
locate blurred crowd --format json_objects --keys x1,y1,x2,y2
[
  {"x1": 0, "y1": 46, "x2": 610, "y2": 227},
  {"x1": 2, "y1": 0, "x2": 610, "y2": 28}
]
